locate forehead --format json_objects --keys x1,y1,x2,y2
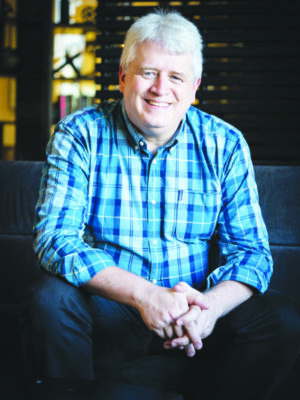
[{"x1": 131, "y1": 41, "x2": 193, "y2": 73}]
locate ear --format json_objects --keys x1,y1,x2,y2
[
  {"x1": 119, "y1": 65, "x2": 126, "y2": 93},
  {"x1": 192, "y1": 77, "x2": 201, "y2": 102},
  {"x1": 193, "y1": 77, "x2": 201, "y2": 93}
]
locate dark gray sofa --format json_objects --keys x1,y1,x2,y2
[{"x1": 0, "y1": 161, "x2": 299, "y2": 399}]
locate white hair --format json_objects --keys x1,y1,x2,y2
[{"x1": 120, "y1": 10, "x2": 203, "y2": 82}]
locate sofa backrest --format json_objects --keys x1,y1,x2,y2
[
  {"x1": 0, "y1": 161, "x2": 299, "y2": 306},
  {"x1": 0, "y1": 161, "x2": 44, "y2": 305},
  {"x1": 254, "y1": 165, "x2": 300, "y2": 304}
]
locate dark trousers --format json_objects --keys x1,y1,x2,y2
[{"x1": 19, "y1": 273, "x2": 300, "y2": 400}]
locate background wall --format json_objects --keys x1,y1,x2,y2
[
  {"x1": 96, "y1": 0, "x2": 300, "y2": 165},
  {"x1": 1, "y1": 0, "x2": 300, "y2": 163},
  {"x1": 0, "y1": 0, "x2": 53, "y2": 161}
]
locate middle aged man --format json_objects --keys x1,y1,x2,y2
[{"x1": 21, "y1": 10, "x2": 300, "y2": 400}]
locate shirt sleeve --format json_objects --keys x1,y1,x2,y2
[
  {"x1": 33, "y1": 118, "x2": 116, "y2": 287},
  {"x1": 206, "y1": 135, "x2": 273, "y2": 293}
]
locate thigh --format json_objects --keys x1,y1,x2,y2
[
  {"x1": 216, "y1": 289, "x2": 300, "y2": 337},
  {"x1": 89, "y1": 295, "x2": 155, "y2": 370},
  {"x1": 20, "y1": 273, "x2": 94, "y2": 379},
  {"x1": 23, "y1": 272, "x2": 91, "y2": 319},
  {"x1": 203, "y1": 289, "x2": 300, "y2": 372},
  {"x1": 21, "y1": 274, "x2": 156, "y2": 374},
  {"x1": 191, "y1": 290, "x2": 300, "y2": 399}
]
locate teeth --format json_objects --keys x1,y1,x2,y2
[{"x1": 147, "y1": 100, "x2": 169, "y2": 107}]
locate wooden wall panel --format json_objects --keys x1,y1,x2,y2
[{"x1": 96, "y1": 0, "x2": 300, "y2": 164}]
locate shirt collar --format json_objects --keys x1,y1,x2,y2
[{"x1": 120, "y1": 99, "x2": 185, "y2": 153}]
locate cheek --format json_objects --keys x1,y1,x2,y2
[
  {"x1": 125, "y1": 81, "x2": 141, "y2": 100},
  {"x1": 175, "y1": 91, "x2": 191, "y2": 105},
  {"x1": 182, "y1": 87, "x2": 197, "y2": 104}
]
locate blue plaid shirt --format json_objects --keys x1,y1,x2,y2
[{"x1": 33, "y1": 99, "x2": 273, "y2": 292}]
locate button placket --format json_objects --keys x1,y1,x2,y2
[{"x1": 147, "y1": 155, "x2": 160, "y2": 283}]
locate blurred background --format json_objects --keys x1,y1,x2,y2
[{"x1": 0, "y1": 0, "x2": 299, "y2": 164}]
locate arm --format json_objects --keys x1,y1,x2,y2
[
  {"x1": 166, "y1": 136, "x2": 272, "y2": 355},
  {"x1": 33, "y1": 121, "x2": 117, "y2": 286},
  {"x1": 207, "y1": 136, "x2": 273, "y2": 293},
  {"x1": 84, "y1": 266, "x2": 208, "y2": 339},
  {"x1": 164, "y1": 281, "x2": 253, "y2": 356}
]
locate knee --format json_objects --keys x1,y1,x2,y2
[
  {"x1": 278, "y1": 295, "x2": 300, "y2": 338},
  {"x1": 265, "y1": 291, "x2": 300, "y2": 344},
  {"x1": 23, "y1": 273, "x2": 91, "y2": 331}
]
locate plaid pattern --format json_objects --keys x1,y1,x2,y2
[{"x1": 33, "y1": 100, "x2": 273, "y2": 292}]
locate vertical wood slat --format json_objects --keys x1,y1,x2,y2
[{"x1": 96, "y1": 0, "x2": 300, "y2": 164}]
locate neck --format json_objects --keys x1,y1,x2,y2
[
  {"x1": 142, "y1": 133, "x2": 172, "y2": 155},
  {"x1": 141, "y1": 124, "x2": 179, "y2": 155}
]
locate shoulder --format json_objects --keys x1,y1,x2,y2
[
  {"x1": 185, "y1": 105, "x2": 246, "y2": 147},
  {"x1": 59, "y1": 100, "x2": 121, "y2": 132},
  {"x1": 183, "y1": 106, "x2": 252, "y2": 177},
  {"x1": 52, "y1": 100, "x2": 122, "y2": 152},
  {"x1": 48, "y1": 101, "x2": 122, "y2": 160}
]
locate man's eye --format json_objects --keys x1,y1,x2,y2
[
  {"x1": 143, "y1": 71, "x2": 156, "y2": 78},
  {"x1": 170, "y1": 75, "x2": 182, "y2": 82}
]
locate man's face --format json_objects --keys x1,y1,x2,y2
[{"x1": 119, "y1": 41, "x2": 200, "y2": 142}]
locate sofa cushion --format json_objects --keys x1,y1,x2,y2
[
  {"x1": 254, "y1": 166, "x2": 300, "y2": 246},
  {"x1": 0, "y1": 235, "x2": 43, "y2": 304},
  {"x1": 0, "y1": 161, "x2": 43, "y2": 235},
  {"x1": 0, "y1": 161, "x2": 44, "y2": 305},
  {"x1": 269, "y1": 245, "x2": 300, "y2": 304}
]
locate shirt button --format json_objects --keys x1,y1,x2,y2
[
  {"x1": 151, "y1": 199, "x2": 156, "y2": 205},
  {"x1": 135, "y1": 145, "x2": 139, "y2": 150},
  {"x1": 139, "y1": 141, "x2": 144, "y2": 147},
  {"x1": 153, "y1": 239, "x2": 157, "y2": 245},
  {"x1": 152, "y1": 159, "x2": 157, "y2": 164},
  {"x1": 152, "y1": 279, "x2": 157, "y2": 284}
]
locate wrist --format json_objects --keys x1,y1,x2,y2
[
  {"x1": 204, "y1": 281, "x2": 253, "y2": 318},
  {"x1": 131, "y1": 278, "x2": 158, "y2": 311}
]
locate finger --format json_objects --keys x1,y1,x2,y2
[
  {"x1": 173, "y1": 281, "x2": 201, "y2": 296},
  {"x1": 173, "y1": 281, "x2": 191, "y2": 292},
  {"x1": 184, "y1": 321, "x2": 203, "y2": 350},
  {"x1": 153, "y1": 328, "x2": 167, "y2": 339},
  {"x1": 166, "y1": 334, "x2": 191, "y2": 348},
  {"x1": 163, "y1": 341, "x2": 172, "y2": 350},
  {"x1": 185, "y1": 343, "x2": 196, "y2": 357},
  {"x1": 163, "y1": 326, "x2": 175, "y2": 339},
  {"x1": 173, "y1": 283, "x2": 209, "y2": 310},
  {"x1": 176, "y1": 305, "x2": 202, "y2": 326},
  {"x1": 163, "y1": 325, "x2": 185, "y2": 350},
  {"x1": 185, "y1": 292, "x2": 209, "y2": 310},
  {"x1": 173, "y1": 324, "x2": 184, "y2": 338}
]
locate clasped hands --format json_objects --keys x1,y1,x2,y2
[{"x1": 138, "y1": 281, "x2": 218, "y2": 358}]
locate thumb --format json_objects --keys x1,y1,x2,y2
[
  {"x1": 173, "y1": 282, "x2": 209, "y2": 310},
  {"x1": 185, "y1": 292, "x2": 209, "y2": 310},
  {"x1": 173, "y1": 281, "x2": 192, "y2": 292}
]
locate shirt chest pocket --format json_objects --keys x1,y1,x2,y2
[{"x1": 175, "y1": 190, "x2": 221, "y2": 242}]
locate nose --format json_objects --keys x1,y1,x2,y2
[{"x1": 150, "y1": 73, "x2": 170, "y2": 96}]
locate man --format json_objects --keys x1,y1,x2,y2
[{"x1": 21, "y1": 10, "x2": 300, "y2": 399}]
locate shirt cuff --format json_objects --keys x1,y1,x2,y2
[{"x1": 206, "y1": 264, "x2": 271, "y2": 294}]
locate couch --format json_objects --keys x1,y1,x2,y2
[{"x1": 0, "y1": 160, "x2": 299, "y2": 399}]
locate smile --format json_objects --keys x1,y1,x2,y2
[{"x1": 146, "y1": 100, "x2": 170, "y2": 107}]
